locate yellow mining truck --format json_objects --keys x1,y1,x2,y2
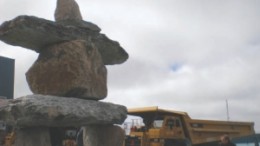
[{"x1": 124, "y1": 106, "x2": 255, "y2": 146}]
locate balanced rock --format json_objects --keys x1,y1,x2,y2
[
  {"x1": 55, "y1": 0, "x2": 101, "y2": 32},
  {"x1": 83, "y1": 125, "x2": 125, "y2": 146},
  {"x1": 0, "y1": 15, "x2": 128, "y2": 65},
  {"x1": 55, "y1": 0, "x2": 82, "y2": 22},
  {"x1": 0, "y1": 94, "x2": 127, "y2": 127},
  {"x1": 26, "y1": 40, "x2": 107, "y2": 100}
]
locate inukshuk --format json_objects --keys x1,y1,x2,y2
[{"x1": 0, "y1": 0, "x2": 128, "y2": 146}]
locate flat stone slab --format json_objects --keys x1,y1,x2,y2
[
  {"x1": 0, "y1": 94, "x2": 127, "y2": 127},
  {"x1": 0, "y1": 15, "x2": 128, "y2": 65}
]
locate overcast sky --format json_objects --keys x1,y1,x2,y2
[{"x1": 0, "y1": 0, "x2": 260, "y2": 132}]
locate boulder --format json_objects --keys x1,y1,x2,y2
[
  {"x1": 0, "y1": 15, "x2": 128, "y2": 65},
  {"x1": 26, "y1": 40, "x2": 107, "y2": 100},
  {"x1": 55, "y1": 0, "x2": 82, "y2": 22},
  {"x1": 54, "y1": 0, "x2": 101, "y2": 33},
  {"x1": 83, "y1": 125, "x2": 125, "y2": 146},
  {"x1": 0, "y1": 94, "x2": 127, "y2": 127}
]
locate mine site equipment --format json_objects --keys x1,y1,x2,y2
[{"x1": 124, "y1": 106, "x2": 255, "y2": 146}]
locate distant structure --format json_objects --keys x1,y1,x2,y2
[{"x1": 0, "y1": 56, "x2": 15, "y2": 99}]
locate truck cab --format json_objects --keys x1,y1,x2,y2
[
  {"x1": 147, "y1": 116, "x2": 188, "y2": 146},
  {"x1": 125, "y1": 107, "x2": 191, "y2": 146}
]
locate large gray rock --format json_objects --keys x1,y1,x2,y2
[
  {"x1": 0, "y1": 15, "x2": 128, "y2": 65},
  {"x1": 55, "y1": 0, "x2": 82, "y2": 22},
  {"x1": 26, "y1": 40, "x2": 107, "y2": 100},
  {"x1": 0, "y1": 95, "x2": 127, "y2": 127},
  {"x1": 83, "y1": 125, "x2": 125, "y2": 146}
]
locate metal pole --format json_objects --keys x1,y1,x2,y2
[{"x1": 226, "y1": 99, "x2": 230, "y2": 121}]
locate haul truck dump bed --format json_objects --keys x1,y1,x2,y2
[{"x1": 125, "y1": 106, "x2": 255, "y2": 146}]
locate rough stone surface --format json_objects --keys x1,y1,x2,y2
[
  {"x1": 54, "y1": 0, "x2": 101, "y2": 32},
  {"x1": 55, "y1": 0, "x2": 82, "y2": 22},
  {"x1": 83, "y1": 125, "x2": 125, "y2": 146},
  {"x1": 0, "y1": 98, "x2": 8, "y2": 107},
  {"x1": 0, "y1": 15, "x2": 128, "y2": 65},
  {"x1": 57, "y1": 19, "x2": 101, "y2": 32},
  {"x1": 14, "y1": 127, "x2": 51, "y2": 146},
  {"x1": 0, "y1": 95, "x2": 127, "y2": 127},
  {"x1": 26, "y1": 40, "x2": 107, "y2": 100}
]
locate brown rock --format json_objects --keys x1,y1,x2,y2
[
  {"x1": 26, "y1": 40, "x2": 107, "y2": 100},
  {"x1": 55, "y1": 0, "x2": 82, "y2": 22},
  {"x1": 14, "y1": 127, "x2": 51, "y2": 146},
  {"x1": 83, "y1": 125, "x2": 125, "y2": 146}
]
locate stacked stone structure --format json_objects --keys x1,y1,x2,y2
[{"x1": 0, "y1": 0, "x2": 128, "y2": 145}]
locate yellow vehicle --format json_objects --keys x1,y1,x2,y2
[{"x1": 124, "y1": 106, "x2": 255, "y2": 146}]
